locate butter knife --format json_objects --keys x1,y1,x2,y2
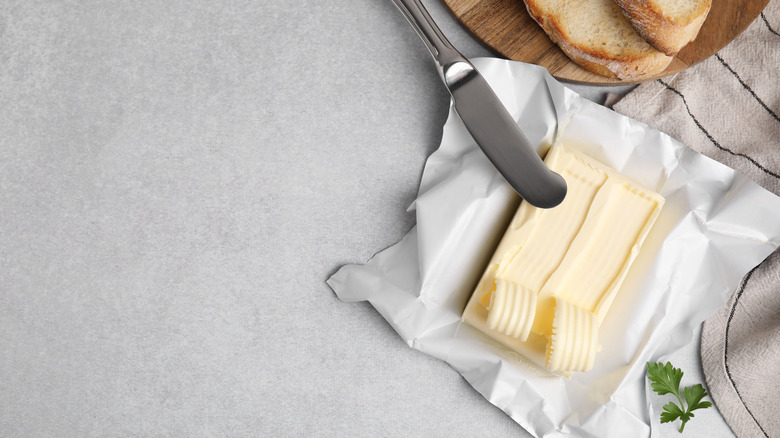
[{"x1": 390, "y1": 0, "x2": 567, "y2": 208}]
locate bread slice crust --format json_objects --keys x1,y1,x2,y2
[
  {"x1": 523, "y1": 0, "x2": 673, "y2": 80},
  {"x1": 614, "y1": 0, "x2": 711, "y2": 55}
]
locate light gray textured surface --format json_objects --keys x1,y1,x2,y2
[{"x1": 0, "y1": 0, "x2": 726, "y2": 436}]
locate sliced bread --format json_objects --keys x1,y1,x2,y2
[
  {"x1": 523, "y1": 0, "x2": 673, "y2": 80},
  {"x1": 614, "y1": 0, "x2": 711, "y2": 55}
]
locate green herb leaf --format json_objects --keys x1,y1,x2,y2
[
  {"x1": 660, "y1": 401, "x2": 683, "y2": 423},
  {"x1": 684, "y1": 384, "x2": 713, "y2": 412},
  {"x1": 647, "y1": 361, "x2": 683, "y2": 396},
  {"x1": 646, "y1": 362, "x2": 713, "y2": 433}
]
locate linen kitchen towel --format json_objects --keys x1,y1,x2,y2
[{"x1": 612, "y1": 2, "x2": 780, "y2": 436}]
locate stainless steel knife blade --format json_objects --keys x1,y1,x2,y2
[{"x1": 390, "y1": 0, "x2": 567, "y2": 208}]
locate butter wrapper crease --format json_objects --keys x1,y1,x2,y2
[{"x1": 327, "y1": 58, "x2": 780, "y2": 437}]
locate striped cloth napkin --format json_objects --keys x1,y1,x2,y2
[{"x1": 611, "y1": 2, "x2": 779, "y2": 436}]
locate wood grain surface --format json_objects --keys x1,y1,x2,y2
[{"x1": 442, "y1": 0, "x2": 770, "y2": 85}]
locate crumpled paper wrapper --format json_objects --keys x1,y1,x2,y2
[{"x1": 327, "y1": 58, "x2": 780, "y2": 437}]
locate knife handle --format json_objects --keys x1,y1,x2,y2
[{"x1": 389, "y1": 0, "x2": 468, "y2": 78}]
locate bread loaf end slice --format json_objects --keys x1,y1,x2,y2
[{"x1": 614, "y1": 0, "x2": 711, "y2": 55}]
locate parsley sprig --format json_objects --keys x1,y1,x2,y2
[{"x1": 646, "y1": 362, "x2": 713, "y2": 433}]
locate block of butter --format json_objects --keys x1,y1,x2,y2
[{"x1": 462, "y1": 144, "x2": 664, "y2": 374}]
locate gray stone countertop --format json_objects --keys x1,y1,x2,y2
[{"x1": 0, "y1": 1, "x2": 732, "y2": 436}]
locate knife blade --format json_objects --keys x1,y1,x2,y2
[{"x1": 390, "y1": 0, "x2": 567, "y2": 208}]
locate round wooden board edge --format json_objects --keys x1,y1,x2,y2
[{"x1": 440, "y1": 0, "x2": 771, "y2": 86}]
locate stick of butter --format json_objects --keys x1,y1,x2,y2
[{"x1": 462, "y1": 144, "x2": 664, "y2": 374}]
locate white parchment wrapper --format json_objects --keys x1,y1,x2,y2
[{"x1": 327, "y1": 58, "x2": 780, "y2": 437}]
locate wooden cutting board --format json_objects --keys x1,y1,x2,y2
[{"x1": 442, "y1": 0, "x2": 770, "y2": 85}]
